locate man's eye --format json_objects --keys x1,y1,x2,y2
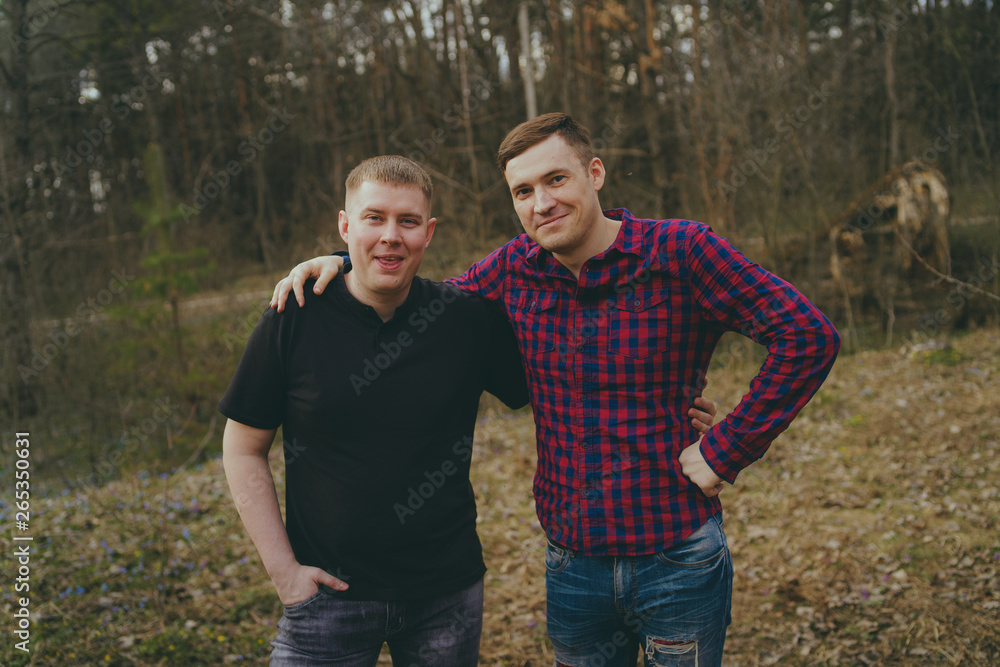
[{"x1": 552, "y1": 175, "x2": 566, "y2": 184}]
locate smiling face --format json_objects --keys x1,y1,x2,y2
[
  {"x1": 338, "y1": 180, "x2": 436, "y2": 319},
  {"x1": 504, "y1": 134, "x2": 608, "y2": 262}
]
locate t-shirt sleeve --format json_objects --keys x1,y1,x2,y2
[
  {"x1": 218, "y1": 307, "x2": 287, "y2": 430},
  {"x1": 478, "y1": 300, "x2": 529, "y2": 410}
]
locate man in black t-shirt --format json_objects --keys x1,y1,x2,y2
[{"x1": 220, "y1": 156, "x2": 529, "y2": 666}]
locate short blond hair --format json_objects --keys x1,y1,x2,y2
[{"x1": 345, "y1": 155, "x2": 433, "y2": 204}]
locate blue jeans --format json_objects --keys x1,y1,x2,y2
[
  {"x1": 545, "y1": 513, "x2": 733, "y2": 667},
  {"x1": 270, "y1": 578, "x2": 483, "y2": 666}
]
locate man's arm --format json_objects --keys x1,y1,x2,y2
[
  {"x1": 681, "y1": 225, "x2": 841, "y2": 487},
  {"x1": 271, "y1": 240, "x2": 516, "y2": 312},
  {"x1": 223, "y1": 419, "x2": 348, "y2": 604}
]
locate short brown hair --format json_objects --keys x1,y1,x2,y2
[
  {"x1": 496, "y1": 113, "x2": 594, "y2": 172},
  {"x1": 345, "y1": 155, "x2": 433, "y2": 204}
]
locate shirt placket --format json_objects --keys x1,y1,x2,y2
[{"x1": 574, "y1": 272, "x2": 607, "y2": 552}]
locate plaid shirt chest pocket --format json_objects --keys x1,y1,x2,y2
[
  {"x1": 514, "y1": 290, "x2": 559, "y2": 354},
  {"x1": 606, "y1": 288, "x2": 672, "y2": 359}
]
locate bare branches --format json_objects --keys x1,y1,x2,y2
[{"x1": 893, "y1": 225, "x2": 1000, "y2": 303}]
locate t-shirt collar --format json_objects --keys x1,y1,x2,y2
[{"x1": 332, "y1": 272, "x2": 423, "y2": 324}]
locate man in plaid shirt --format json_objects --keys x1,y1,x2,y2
[{"x1": 273, "y1": 113, "x2": 840, "y2": 666}]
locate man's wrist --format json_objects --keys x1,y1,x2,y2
[
  {"x1": 265, "y1": 555, "x2": 302, "y2": 583},
  {"x1": 332, "y1": 251, "x2": 351, "y2": 273}
]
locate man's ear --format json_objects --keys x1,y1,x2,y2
[
  {"x1": 338, "y1": 210, "x2": 349, "y2": 244},
  {"x1": 424, "y1": 217, "x2": 437, "y2": 248},
  {"x1": 589, "y1": 157, "x2": 606, "y2": 192}
]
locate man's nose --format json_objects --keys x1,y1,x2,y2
[
  {"x1": 381, "y1": 221, "x2": 402, "y2": 243},
  {"x1": 534, "y1": 188, "x2": 555, "y2": 213}
]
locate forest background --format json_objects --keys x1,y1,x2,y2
[{"x1": 1, "y1": 0, "x2": 998, "y2": 664}]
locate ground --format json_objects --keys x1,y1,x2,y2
[{"x1": 2, "y1": 328, "x2": 997, "y2": 666}]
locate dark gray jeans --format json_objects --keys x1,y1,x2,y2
[{"x1": 270, "y1": 578, "x2": 484, "y2": 666}]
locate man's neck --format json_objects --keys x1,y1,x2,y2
[
  {"x1": 344, "y1": 272, "x2": 409, "y2": 322},
  {"x1": 553, "y1": 214, "x2": 623, "y2": 279}
]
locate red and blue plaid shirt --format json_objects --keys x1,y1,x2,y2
[{"x1": 450, "y1": 209, "x2": 840, "y2": 556}]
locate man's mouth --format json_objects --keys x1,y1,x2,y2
[
  {"x1": 537, "y1": 213, "x2": 566, "y2": 229},
  {"x1": 375, "y1": 255, "x2": 404, "y2": 270}
]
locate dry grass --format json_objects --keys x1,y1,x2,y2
[{"x1": 3, "y1": 328, "x2": 998, "y2": 666}]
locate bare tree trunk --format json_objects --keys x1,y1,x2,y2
[
  {"x1": 688, "y1": 5, "x2": 723, "y2": 232},
  {"x1": 638, "y1": 0, "x2": 666, "y2": 219},
  {"x1": 547, "y1": 0, "x2": 571, "y2": 114},
  {"x1": 885, "y1": 26, "x2": 900, "y2": 168},
  {"x1": 519, "y1": 3, "x2": 537, "y2": 119},
  {"x1": 455, "y1": 0, "x2": 486, "y2": 243},
  {"x1": 0, "y1": 0, "x2": 40, "y2": 418}
]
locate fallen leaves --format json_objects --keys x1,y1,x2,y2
[{"x1": 2, "y1": 329, "x2": 997, "y2": 665}]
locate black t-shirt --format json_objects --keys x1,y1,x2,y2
[{"x1": 219, "y1": 275, "x2": 528, "y2": 600}]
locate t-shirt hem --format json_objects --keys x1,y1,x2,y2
[{"x1": 331, "y1": 565, "x2": 487, "y2": 602}]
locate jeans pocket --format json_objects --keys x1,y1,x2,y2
[
  {"x1": 544, "y1": 543, "x2": 572, "y2": 574},
  {"x1": 282, "y1": 589, "x2": 324, "y2": 613},
  {"x1": 654, "y1": 515, "x2": 727, "y2": 569}
]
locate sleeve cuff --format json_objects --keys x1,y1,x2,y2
[
  {"x1": 332, "y1": 250, "x2": 352, "y2": 273},
  {"x1": 699, "y1": 430, "x2": 756, "y2": 484}
]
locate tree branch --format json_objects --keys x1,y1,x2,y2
[{"x1": 893, "y1": 226, "x2": 1000, "y2": 302}]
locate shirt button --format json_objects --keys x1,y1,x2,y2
[{"x1": 634, "y1": 299, "x2": 641, "y2": 307}]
